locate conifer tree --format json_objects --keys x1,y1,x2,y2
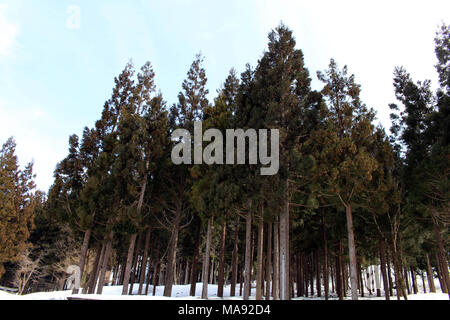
[
  {"x1": 251, "y1": 24, "x2": 320, "y2": 300},
  {"x1": 305, "y1": 59, "x2": 380, "y2": 300},
  {"x1": 157, "y1": 53, "x2": 209, "y2": 297},
  {"x1": 0, "y1": 138, "x2": 36, "y2": 279}
]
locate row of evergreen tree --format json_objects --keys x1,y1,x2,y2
[{"x1": 0, "y1": 23, "x2": 448, "y2": 300}]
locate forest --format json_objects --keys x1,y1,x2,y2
[{"x1": 0, "y1": 23, "x2": 448, "y2": 301}]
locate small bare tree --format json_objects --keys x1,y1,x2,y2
[{"x1": 14, "y1": 249, "x2": 45, "y2": 295}]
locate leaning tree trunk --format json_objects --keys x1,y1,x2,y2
[
  {"x1": 243, "y1": 210, "x2": 252, "y2": 300},
  {"x1": 83, "y1": 243, "x2": 101, "y2": 294},
  {"x1": 256, "y1": 214, "x2": 264, "y2": 300},
  {"x1": 138, "y1": 228, "x2": 152, "y2": 295},
  {"x1": 97, "y1": 229, "x2": 114, "y2": 294},
  {"x1": 230, "y1": 217, "x2": 240, "y2": 297},
  {"x1": 217, "y1": 221, "x2": 227, "y2": 297},
  {"x1": 201, "y1": 217, "x2": 213, "y2": 299},
  {"x1": 74, "y1": 227, "x2": 92, "y2": 294},
  {"x1": 129, "y1": 233, "x2": 143, "y2": 295},
  {"x1": 190, "y1": 221, "x2": 201, "y2": 296},
  {"x1": 265, "y1": 221, "x2": 272, "y2": 300},
  {"x1": 121, "y1": 233, "x2": 138, "y2": 295},
  {"x1": 390, "y1": 244, "x2": 408, "y2": 300},
  {"x1": 88, "y1": 242, "x2": 106, "y2": 294},
  {"x1": 123, "y1": 163, "x2": 149, "y2": 295},
  {"x1": 345, "y1": 205, "x2": 359, "y2": 300}
]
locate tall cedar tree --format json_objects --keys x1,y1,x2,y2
[{"x1": 0, "y1": 138, "x2": 36, "y2": 279}]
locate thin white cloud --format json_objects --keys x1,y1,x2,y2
[{"x1": 0, "y1": 4, "x2": 19, "y2": 57}]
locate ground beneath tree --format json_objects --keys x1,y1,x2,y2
[{"x1": 0, "y1": 282, "x2": 448, "y2": 300}]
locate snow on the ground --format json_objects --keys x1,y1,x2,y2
[{"x1": 0, "y1": 282, "x2": 448, "y2": 300}]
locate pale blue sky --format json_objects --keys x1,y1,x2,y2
[{"x1": 0, "y1": 0, "x2": 448, "y2": 191}]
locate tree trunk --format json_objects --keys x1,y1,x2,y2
[
  {"x1": 273, "y1": 220, "x2": 280, "y2": 300},
  {"x1": 201, "y1": 217, "x2": 213, "y2": 299},
  {"x1": 330, "y1": 257, "x2": 334, "y2": 293},
  {"x1": 243, "y1": 210, "x2": 252, "y2": 300},
  {"x1": 345, "y1": 205, "x2": 359, "y2": 300},
  {"x1": 138, "y1": 228, "x2": 152, "y2": 295},
  {"x1": 122, "y1": 233, "x2": 138, "y2": 295},
  {"x1": 248, "y1": 228, "x2": 254, "y2": 298},
  {"x1": 74, "y1": 228, "x2": 91, "y2": 294},
  {"x1": 144, "y1": 241, "x2": 154, "y2": 295},
  {"x1": 184, "y1": 260, "x2": 190, "y2": 285},
  {"x1": 304, "y1": 255, "x2": 309, "y2": 297},
  {"x1": 385, "y1": 246, "x2": 394, "y2": 296},
  {"x1": 230, "y1": 217, "x2": 240, "y2": 297},
  {"x1": 209, "y1": 253, "x2": 215, "y2": 284},
  {"x1": 379, "y1": 240, "x2": 390, "y2": 300},
  {"x1": 410, "y1": 266, "x2": 417, "y2": 294},
  {"x1": 358, "y1": 263, "x2": 364, "y2": 297},
  {"x1": 112, "y1": 263, "x2": 120, "y2": 286},
  {"x1": 404, "y1": 267, "x2": 411, "y2": 295},
  {"x1": 290, "y1": 254, "x2": 295, "y2": 299},
  {"x1": 128, "y1": 233, "x2": 143, "y2": 295},
  {"x1": 163, "y1": 209, "x2": 181, "y2": 297},
  {"x1": 316, "y1": 249, "x2": 321, "y2": 297},
  {"x1": 309, "y1": 253, "x2": 314, "y2": 296},
  {"x1": 322, "y1": 216, "x2": 329, "y2": 300},
  {"x1": 421, "y1": 271, "x2": 427, "y2": 294},
  {"x1": 84, "y1": 243, "x2": 102, "y2": 294},
  {"x1": 336, "y1": 242, "x2": 343, "y2": 300},
  {"x1": 265, "y1": 221, "x2": 272, "y2": 300},
  {"x1": 343, "y1": 263, "x2": 348, "y2": 296},
  {"x1": 190, "y1": 221, "x2": 202, "y2": 296},
  {"x1": 217, "y1": 220, "x2": 227, "y2": 297},
  {"x1": 279, "y1": 181, "x2": 290, "y2": 300},
  {"x1": 97, "y1": 230, "x2": 114, "y2": 294},
  {"x1": 296, "y1": 254, "x2": 301, "y2": 297},
  {"x1": 256, "y1": 213, "x2": 264, "y2": 300},
  {"x1": 88, "y1": 242, "x2": 105, "y2": 294},
  {"x1": 426, "y1": 253, "x2": 436, "y2": 293},
  {"x1": 239, "y1": 239, "x2": 245, "y2": 296},
  {"x1": 432, "y1": 215, "x2": 450, "y2": 298},
  {"x1": 390, "y1": 244, "x2": 408, "y2": 300},
  {"x1": 152, "y1": 242, "x2": 161, "y2": 296},
  {"x1": 435, "y1": 253, "x2": 447, "y2": 293}
]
